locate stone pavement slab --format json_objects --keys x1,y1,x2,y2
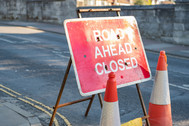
[
  {"x1": 143, "y1": 39, "x2": 189, "y2": 59},
  {"x1": 0, "y1": 103, "x2": 30, "y2": 126},
  {"x1": 0, "y1": 20, "x2": 65, "y2": 34},
  {"x1": 0, "y1": 102, "x2": 42, "y2": 126}
]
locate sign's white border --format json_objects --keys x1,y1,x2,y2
[{"x1": 64, "y1": 16, "x2": 152, "y2": 96}]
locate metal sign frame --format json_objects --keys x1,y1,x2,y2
[
  {"x1": 49, "y1": 8, "x2": 150, "y2": 126},
  {"x1": 64, "y1": 16, "x2": 151, "y2": 96}
]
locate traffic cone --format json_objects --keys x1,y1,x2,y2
[
  {"x1": 100, "y1": 72, "x2": 121, "y2": 126},
  {"x1": 148, "y1": 50, "x2": 172, "y2": 126}
]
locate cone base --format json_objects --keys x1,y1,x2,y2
[
  {"x1": 149, "y1": 103, "x2": 172, "y2": 126},
  {"x1": 100, "y1": 101, "x2": 121, "y2": 126}
]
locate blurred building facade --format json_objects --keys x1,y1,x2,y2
[
  {"x1": 77, "y1": 0, "x2": 174, "y2": 6},
  {"x1": 151, "y1": 0, "x2": 174, "y2": 4},
  {"x1": 77, "y1": 0, "x2": 134, "y2": 7},
  {"x1": 0, "y1": 0, "x2": 188, "y2": 45}
]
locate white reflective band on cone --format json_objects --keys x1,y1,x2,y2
[
  {"x1": 100, "y1": 101, "x2": 121, "y2": 126},
  {"x1": 150, "y1": 71, "x2": 170, "y2": 105}
]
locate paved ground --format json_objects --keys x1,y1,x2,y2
[{"x1": 0, "y1": 20, "x2": 189, "y2": 126}]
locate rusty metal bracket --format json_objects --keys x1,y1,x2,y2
[
  {"x1": 136, "y1": 84, "x2": 150, "y2": 126},
  {"x1": 77, "y1": 8, "x2": 121, "y2": 12}
]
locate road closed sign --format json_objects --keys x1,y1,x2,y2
[{"x1": 64, "y1": 16, "x2": 151, "y2": 96}]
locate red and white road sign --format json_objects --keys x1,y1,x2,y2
[{"x1": 64, "y1": 16, "x2": 151, "y2": 96}]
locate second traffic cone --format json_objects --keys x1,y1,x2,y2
[
  {"x1": 148, "y1": 50, "x2": 172, "y2": 126},
  {"x1": 100, "y1": 72, "x2": 121, "y2": 126}
]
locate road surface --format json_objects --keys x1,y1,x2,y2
[{"x1": 0, "y1": 25, "x2": 188, "y2": 126}]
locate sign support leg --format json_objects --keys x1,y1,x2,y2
[
  {"x1": 98, "y1": 93, "x2": 103, "y2": 108},
  {"x1": 49, "y1": 57, "x2": 100, "y2": 126},
  {"x1": 85, "y1": 93, "x2": 103, "y2": 117},
  {"x1": 136, "y1": 84, "x2": 150, "y2": 126},
  {"x1": 49, "y1": 58, "x2": 72, "y2": 126},
  {"x1": 85, "y1": 95, "x2": 95, "y2": 117}
]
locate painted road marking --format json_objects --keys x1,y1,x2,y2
[
  {"x1": 0, "y1": 84, "x2": 21, "y2": 96},
  {"x1": 151, "y1": 78, "x2": 189, "y2": 91},
  {"x1": 0, "y1": 37, "x2": 15, "y2": 43},
  {"x1": 0, "y1": 34, "x2": 40, "y2": 44},
  {"x1": 0, "y1": 87, "x2": 59, "y2": 126},
  {"x1": 24, "y1": 96, "x2": 71, "y2": 125},
  {"x1": 4, "y1": 34, "x2": 40, "y2": 43},
  {"x1": 147, "y1": 51, "x2": 189, "y2": 60},
  {"x1": 170, "y1": 83, "x2": 189, "y2": 91},
  {"x1": 0, "y1": 84, "x2": 71, "y2": 126},
  {"x1": 183, "y1": 84, "x2": 189, "y2": 88},
  {"x1": 17, "y1": 97, "x2": 59, "y2": 126}
]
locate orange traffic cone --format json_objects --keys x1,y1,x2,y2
[
  {"x1": 100, "y1": 72, "x2": 121, "y2": 126},
  {"x1": 148, "y1": 50, "x2": 172, "y2": 126}
]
